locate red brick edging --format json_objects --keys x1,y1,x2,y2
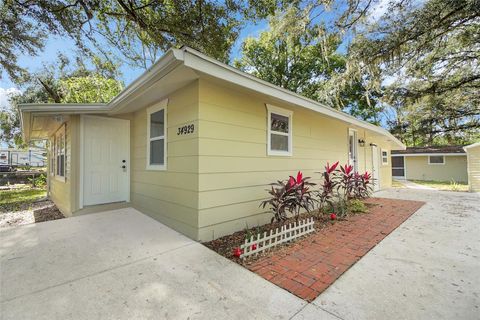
[{"x1": 247, "y1": 198, "x2": 425, "y2": 301}]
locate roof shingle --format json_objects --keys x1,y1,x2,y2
[{"x1": 391, "y1": 146, "x2": 466, "y2": 155}]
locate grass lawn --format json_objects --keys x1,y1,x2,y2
[
  {"x1": 0, "y1": 188, "x2": 47, "y2": 206},
  {"x1": 410, "y1": 180, "x2": 469, "y2": 192}
]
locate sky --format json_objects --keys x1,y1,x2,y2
[
  {"x1": 0, "y1": 19, "x2": 269, "y2": 117},
  {"x1": 0, "y1": 20, "x2": 268, "y2": 89},
  {"x1": 0, "y1": 17, "x2": 268, "y2": 147},
  {"x1": 0, "y1": 0, "x2": 394, "y2": 112}
]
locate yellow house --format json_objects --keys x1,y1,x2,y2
[
  {"x1": 464, "y1": 142, "x2": 480, "y2": 192},
  {"x1": 19, "y1": 47, "x2": 404, "y2": 241},
  {"x1": 391, "y1": 146, "x2": 468, "y2": 183}
]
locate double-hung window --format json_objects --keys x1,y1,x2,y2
[
  {"x1": 267, "y1": 104, "x2": 293, "y2": 156},
  {"x1": 147, "y1": 100, "x2": 167, "y2": 170},
  {"x1": 54, "y1": 124, "x2": 66, "y2": 182},
  {"x1": 381, "y1": 149, "x2": 389, "y2": 165}
]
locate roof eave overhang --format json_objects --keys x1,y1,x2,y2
[
  {"x1": 108, "y1": 49, "x2": 184, "y2": 113},
  {"x1": 392, "y1": 153, "x2": 466, "y2": 157},
  {"x1": 18, "y1": 46, "x2": 405, "y2": 149},
  {"x1": 182, "y1": 48, "x2": 405, "y2": 150},
  {"x1": 18, "y1": 104, "x2": 108, "y2": 142},
  {"x1": 19, "y1": 103, "x2": 107, "y2": 114},
  {"x1": 18, "y1": 49, "x2": 185, "y2": 142}
]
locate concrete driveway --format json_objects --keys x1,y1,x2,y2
[
  {"x1": 297, "y1": 188, "x2": 480, "y2": 320},
  {"x1": 1, "y1": 208, "x2": 309, "y2": 319},
  {"x1": 2, "y1": 189, "x2": 479, "y2": 319}
]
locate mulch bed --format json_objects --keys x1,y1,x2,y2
[
  {"x1": 203, "y1": 210, "x2": 337, "y2": 262},
  {"x1": 0, "y1": 199, "x2": 64, "y2": 228},
  {"x1": 204, "y1": 197, "x2": 425, "y2": 302}
]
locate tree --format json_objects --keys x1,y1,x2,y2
[
  {"x1": 0, "y1": 54, "x2": 123, "y2": 147},
  {"x1": 0, "y1": 3, "x2": 46, "y2": 81},
  {"x1": 234, "y1": 5, "x2": 382, "y2": 124},
  {"x1": 346, "y1": 0, "x2": 480, "y2": 145},
  {"x1": 0, "y1": 106, "x2": 23, "y2": 148},
  {"x1": 234, "y1": 7, "x2": 340, "y2": 100},
  {"x1": 1, "y1": 0, "x2": 278, "y2": 80},
  {"x1": 238, "y1": 0, "x2": 479, "y2": 144}
]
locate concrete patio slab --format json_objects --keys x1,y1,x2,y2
[
  {"x1": 1, "y1": 208, "x2": 305, "y2": 319},
  {"x1": 1, "y1": 208, "x2": 192, "y2": 301},
  {"x1": 2, "y1": 189, "x2": 479, "y2": 319},
  {"x1": 291, "y1": 304, "x2": 342, "y2": 320},
  {"x1": 307, "y1": 189, "x2": 480, "y2": 320}
]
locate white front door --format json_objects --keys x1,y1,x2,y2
[
  {"x1": 371, "y1": 145, "x2": 380, "y2": 191},
  {"x1": 82, "y1": 116, "x2": 130, "y2": 206},
  {"x1": 348, "y1": 129, "x2": 358, "y2": 172}
]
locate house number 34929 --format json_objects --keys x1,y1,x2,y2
[{"x1": 177, "y1": 124, "x2": 195, "y2": 135}]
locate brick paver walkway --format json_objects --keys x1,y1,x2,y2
[{"x1": 247, "y1": 197, "x2": 425, "y2": 301}]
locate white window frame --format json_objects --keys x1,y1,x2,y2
[
  {"x1": 381, "y1": 149, "x2": 389, "y2": 165},
  {"x1": 54, "y1": 124, "x2": 66, "y2": 182},
  {"x1": 348, "y1": 128, "x2": 359, "y2": 172},
  {"x1": 428, "y1": 155, "x2": 445, "y2": 165},
  {"x1": 49, "y1": 139, "x2": 55, "y2": 176},
  {"x1": 146, "y1": 99, "x2": 168, "y2": 170},
  {"x1": 266, "y1": 104, "x2": 293, "y2": 156}
]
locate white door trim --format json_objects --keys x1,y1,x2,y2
[
  {"x1": 348, "y1": 128, "x2": 359, "y2": 172},
  {"x1": 371, "y1": 144, "x2": 380, "y2": 191},
  {"x1": 80, "y1": 115, "x2": 130, "y2": 208},
  {"x1": 79, "y1": 116, "x2": 84, "y2": 209}
]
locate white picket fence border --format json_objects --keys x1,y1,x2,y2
[{"x1": 240, "y1": 217, "x2": 315, "y2": 259}]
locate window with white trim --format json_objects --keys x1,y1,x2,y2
[
  {"x1": 429, "y1": 155, "x2": 444, "y2": 165},
  {"x1": 381, "y1": 149, "x2": 389, "y2": 165},
  {"x1": 54, "y1": 125, "x2": 66, "y2": 181},
  {"x1": 147, "y1": 100, "x2": 167, "y2": 170},
  {"x1": 49, "y1": 140, "x2": 55, "y2": 175},
  {"x1": 267, "y1": 104, "x2": 293, "y2": 156}
]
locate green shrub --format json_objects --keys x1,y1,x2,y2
[
  {"x1": 28, "y1": 173, "x2": 47, "y2": 188},
  {"x1": 348, "y1": 199, "x2": 367, "y2": 213}
]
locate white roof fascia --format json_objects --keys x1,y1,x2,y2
[
  {"x1": 182, "y1": 47, "x2": 405, "y2": 150},
  {"x1": 18, "y1": 46, "x2": 405, "y2": 149},
  {"x1": 392, "y1": 153, "x2": 466, "y2": 157},
  {"x1": 108, "y1": 49, "x2": 184, "y2": 113},
  {"x1": 18, "y1": 103, "x2": 107, "y2": 114},
  {"x1": 18, "y1": 48, "x2": 184, "y2": 116}
]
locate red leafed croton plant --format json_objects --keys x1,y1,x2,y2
[{"x1": 260, "y1": 171, "x2": 316, "y2": 223}]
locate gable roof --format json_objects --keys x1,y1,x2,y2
[
  {"x1": 18, "y1": 46, "x2": 405, "y2": 149},
  {"x1": 392, "y1": 146, "x2": 466, "y2": 155}
]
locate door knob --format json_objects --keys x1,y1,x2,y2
[
  {"x1": 122, "y1": 160, "x2": 126, "y2": 163},
  {"x1": 122, "y1": 165, "x2": 126, "y2": 169}
]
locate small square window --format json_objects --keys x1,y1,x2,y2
[
  {"x1": 150, "y1": 109, "x2": 165, "y2": 138},
  {"x1": 267, "y1": 105, "x2": 293, "y2": 156},
  {"x1": 381, "y1": 149, "x2": 389, "y2": 165},
  {"x1": 429, "y1": 155, "x2": 444, "y2": 164},
  {"x1": 270, "y1": 113, "x2": 289, "y2": 133},
  {"x1": 271, "y1": 134, "x2": 289, "y2": 151},
  {"x1": 150, "y1": 139, "x2": 165, "y2": 165}
]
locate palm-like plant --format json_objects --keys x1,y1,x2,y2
[
  {"x1": 317, "y1": 161, "x2": 339, "y2": 209},
  {"x1": 260, "y1": 171, "x2": 316, "y2": 223}
]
